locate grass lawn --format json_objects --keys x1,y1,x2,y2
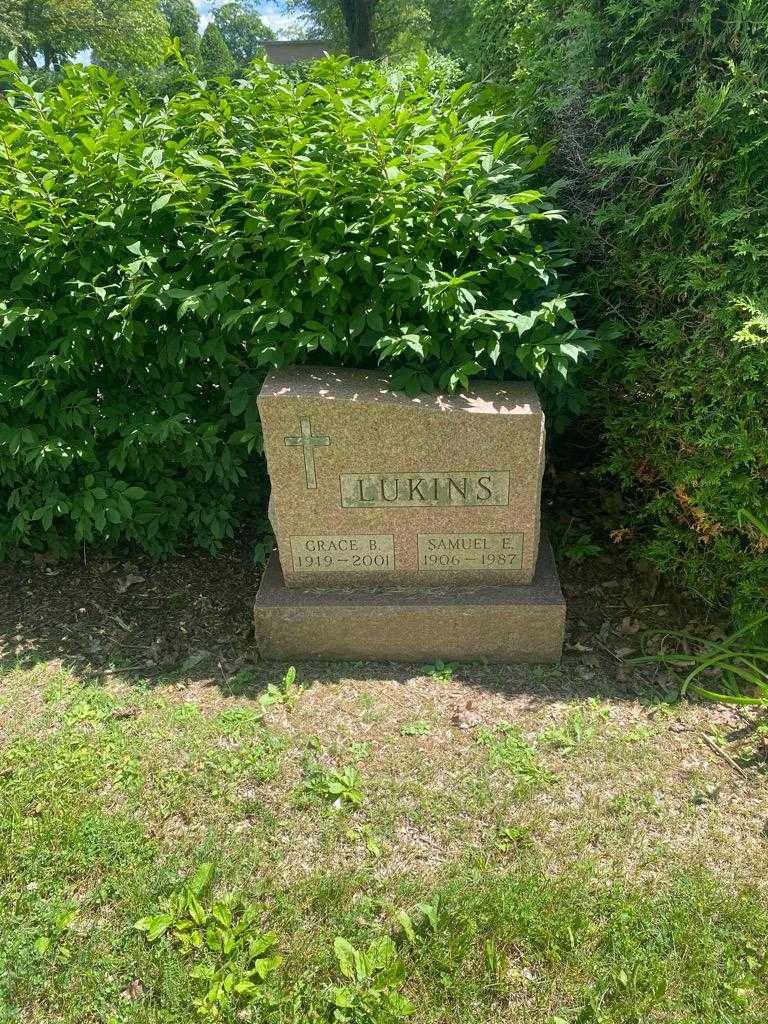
[{"x1": 1, "y1": 652, "x2": 767, "y2": 1023}]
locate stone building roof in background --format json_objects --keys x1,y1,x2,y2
[{"x1": 262, "y1": 40, "x2": 338, "y2": 65}]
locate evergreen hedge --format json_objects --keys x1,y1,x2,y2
[{"x1": 463, "y1": 0, "x2": 768, "y2": 626}]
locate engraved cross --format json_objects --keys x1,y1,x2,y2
[{"x1": 284, "y1": 417, "x2": 331, "y2": 490}]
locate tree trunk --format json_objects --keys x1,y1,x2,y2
[
  {"x1": 17, "y1": 46, "x2": 40, "y2": 72},
  {"x1": 338, "y1": 0, "x2": 376, "y2": 59}
]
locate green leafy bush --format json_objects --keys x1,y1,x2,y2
[
  {"x1": 461, "y1": 0, "x2": 768, "y2": 628},
  {"x1": 0, "y1": 54, "x2": 586, "y2": 558}
]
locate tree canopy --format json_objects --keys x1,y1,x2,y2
[
  {"x1": 1, "y1": 0, "x2": 171, "y2": 70},
  {"x1": 159, "y1": 0, "x2": 200, "y2": 57},
  {"x1": 0, "y1": 0, "x2": 475, "y2": 70},
  {"x1": 285, "y1": 0, "x2": 471, "y2": 58},
  {"x1": 199, "y1": 21, "x2": 236, "y2": 76},
  {"x1": 213, "y1": 1, "x2": 275, "y2": 67}
]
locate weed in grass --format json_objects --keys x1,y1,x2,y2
[
  {"x1": 172, "y1": 702, "x2": 203, "y2": 723},
  {"x1": 476, "y1": 723, "x2": 552, "y2": 782},
  {"x1": 228, "y1": 667, "x2": 258, "y2": 691},
  {"x1": 395, "y1": 904, "x2": 436, "y2": 946},
  {"x1": 214, "y1": 706, "x2": 263, "y2": 734},
  {"x1": 1, "y1": 729, "x2": 143, "y2": 801},
  {"x1": 304, "y1": 765, "x2": 364, "y2": 809},
  {"x1": 330, "y1": 936, "x2": 413, "y2": 1022},
  {"x1": 396, "y1": 898, "x2": 477, "y2": 991},
  {"x1": 692, "y1": 783, "x2": 722, "y2": 807},
  {"x1": 31, "y1": 908, "x2": 78, "y2": 957},
  {"x1": 346, "y1": 824, "x2": 383, "y2": 859},
  {"x1": 4, "y1": 663, "x2": 768, "y2": 1022},
  {"x1": 558, "y1": 525, "x2": 602, "y2": 563},
  {"x1": 483, "y1": 938, "x2": 509, "y2": 987},
  {"x1": 748, "y1": 720, "x2": 768, "y2": 762},
  {"x1": 349, "y1": 741, "x2": 373, "y2": 762},
  {"x1": 634, "y1": 612, "x2": 768, "y2": 707},
  {"x1": 400, "y1": 720, "x2": 431, "y2": 737},
  {"x1": 200, "y1": 732, "x2": 281, "y2": 795},
  {"x1": 538, "y1": 699, "x2": 609, "y2": 753},
  {"x1": 135, "y1": 863, "x2": 282, "y2": 1018},
  {"x1": 704, "y1": 723, "x2": 728, "y2": 744},
  {"x1": 42, "y1": 674, "x2": 77, "y2": 704},
  {"x1": 260, "y1": 665, "x2": 302, "y2": 710},
  {"x1": 645, "y1": 699, "x2": 681, "y2": 719},
  {"x1": 423, "y1": 660, "x2": 455, "y2": 683},
  {"x1": 528, "y1": 665, "x2": 559, "y2": 683},
  {"x1": 495, "y1": 825, "x2": 534, "y2": 852},
  {"x1": 621, "y1": 722, "x2": 655, "y2": 743},
  {"x1": 607, "y1": 792, "x2": 664, "y2": 823},
  {"x1": 56, "y1": 684, "x2": 119, "y2": 724}
]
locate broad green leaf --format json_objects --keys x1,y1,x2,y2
[{"x1": 150, "y1": 193, "x2": 172, "y2": 213}]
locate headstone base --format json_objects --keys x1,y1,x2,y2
[{"x1": 253, "y1": 538, "x2": 566, "y2": 664}]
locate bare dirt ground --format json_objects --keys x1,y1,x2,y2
[{"x1": 0, "y1": 517, "x2": 725, "y2": 694}]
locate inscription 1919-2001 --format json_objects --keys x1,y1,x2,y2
[
  {"x1": 290, "y1": 535, "x2": 395, "y2": 572},
  {"x1": 340, "y1": 471, "x2": 509, "y2": 508}
]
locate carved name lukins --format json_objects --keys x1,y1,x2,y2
[{"x1": 340, "y1": 471, "x2": 509, "y2": 508}]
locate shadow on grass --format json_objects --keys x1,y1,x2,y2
[{"x1": 0, "y1": 530, "x2": 678, "y2": 708}]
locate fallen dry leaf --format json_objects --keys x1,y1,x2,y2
[
  {"x1": 116, "y1": 574, "x2": 145, "y2": 593},
  {"x1": 614, "y1": 646, "x2": 636, "y2": 659},
  {"x1": 452, "y1": 703, "x2": 483, "y2": 730},
  {"x1": 120, "y1": 979, "x2": 144, "y2": 1001},
  {"x1": 620, "y1": 616, "x2": 641, "y2": 635},
  {"x1": 181, "y1": 649, "x2": 212, "y2": 671},
  {"x1": 610, "y1": 527, "x2": 633, "y2": 544}
]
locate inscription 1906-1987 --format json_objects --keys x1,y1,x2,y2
[
  {"x1": 340, "y1": 471, "x2": 509, "y2": 508},
  {"x1": 418, "y1": 533, "x2": 523, "y2": 571}
]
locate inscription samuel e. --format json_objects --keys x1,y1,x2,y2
[
  {"x1": 418, "y1": 533, "x2": 523, "y2": 571},
  {"x1": 340, "y1": 471, "x2": 509, "y2": 508}
]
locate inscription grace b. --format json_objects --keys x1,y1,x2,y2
[
  {"x1": 340, "y1": 471, "x2": 509, "y2": 508},
  {"x1": 290, "y1": 535, "x2": 395, "y2": 572}
]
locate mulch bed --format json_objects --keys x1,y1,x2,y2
[{"x1": 0, "y1": 520, "x2": 703, "y2": 701}]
